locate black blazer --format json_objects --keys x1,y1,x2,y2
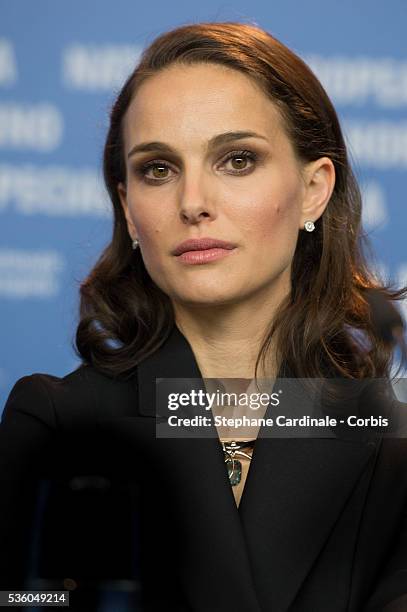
[{"x1": 1, "y1": 324, "x2": 407, "y2": 612}]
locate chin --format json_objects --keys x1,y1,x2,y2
[{"x1": 172, "y1": 288, "x2": 239, "y2": 307}]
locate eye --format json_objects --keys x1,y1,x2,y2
[
  {"x1": 136, "y1": 161, "x2": 175, "y2": 182},
  {"x1": 219, "y1": 150, "x2": 258, "y2": 175}
]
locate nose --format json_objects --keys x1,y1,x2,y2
[
  {"x1": 178, "y1": 172, "x2": 216, "y2": 225},
  {"x1": 180, "y1": 205, "x2": 211, "y2": 224}
]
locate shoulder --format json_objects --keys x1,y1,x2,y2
[
  {"x1": 365, "y1": 397, "x2": 407, "y2": 501},
  {"x1": 2, "y1": 364, "x2": 139, "y2": 429}
]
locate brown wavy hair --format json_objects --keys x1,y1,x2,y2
[{"x1": 74, "y1": 21, "x2": 407, "y2": 381}]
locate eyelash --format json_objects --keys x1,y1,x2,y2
[{"x1": 134, "y1": 149, "x2": 259, "y2": 184}]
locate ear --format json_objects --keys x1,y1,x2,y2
[
  {"x1": 299, "y1": 157, "x2": 336, "y2": 228},
  {"x1": 117, "y1": 182, "x2": 138, "y2": 241}
]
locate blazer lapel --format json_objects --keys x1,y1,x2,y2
[
  {"x1": 135, "y1": 324, "x2": 380, "y2": 611},
  {"x1": 238, "y1": 393, "x2": 380, "y2": 611}
]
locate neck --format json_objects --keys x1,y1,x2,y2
[{"x1": 173, "y1": 290, "x2": 284, "y2": 380}]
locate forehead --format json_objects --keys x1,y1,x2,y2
[{"x1": 122, "y1": 63, "x2": 289, "y2": 148}]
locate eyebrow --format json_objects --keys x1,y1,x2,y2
[{"x1": 127, "y1": 130, "x2": 268, "y2": 159}]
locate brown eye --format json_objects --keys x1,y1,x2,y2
[
  {"x1": 221, "y1": 150, "x2": 258, "y2": 175},
  {"x1": 135, "y1": 161, "x2": 175, "y2": 183},
  {"x1": 151, "y1": 164, "x2": 169, "y2": 179},
  {"x1": 230, "y1": 156, "x2": 248, "y2": 170}
]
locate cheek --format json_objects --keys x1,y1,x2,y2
[
  {"x1": 234, "y1": 191, "x2": 298, "y2": 243},
  {"x1": 123, "y1": 201, "x2": 171, "y2": 288},
  {"x1": 127, "y1": 200, "x2": 166, "y2": 249}
]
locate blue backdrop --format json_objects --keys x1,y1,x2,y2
[{"x1": 1, "y1": 0, "x2": 406, "y2": 410}]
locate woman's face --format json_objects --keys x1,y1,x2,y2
[{"x1": 118, "y1": 63, "x2": 334, "y2": 308}]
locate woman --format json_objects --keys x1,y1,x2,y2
[{"x1": 1, "y1": 21, "x2": 407, "y2": 612}]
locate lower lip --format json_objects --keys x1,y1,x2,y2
[{"x1": 176, "y1": 247, "x2": 236, "y2": 264}]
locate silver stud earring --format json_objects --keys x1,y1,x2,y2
[
  {"x1": 132, "y1": 238, "x2": 139, "y2": 250},
  {"x1": 304, "y1": 221, "x2": 315, "y2": 232}
]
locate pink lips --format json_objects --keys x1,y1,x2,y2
[{"x1": 172, "y1": 238, "x2": 237, "y2": 265}]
